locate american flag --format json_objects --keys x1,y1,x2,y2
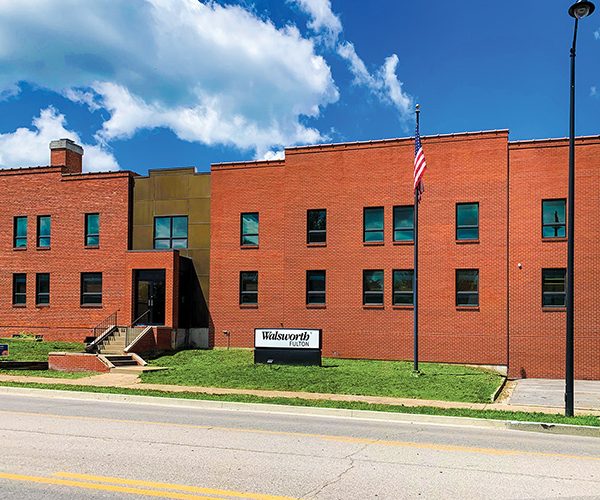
[{"x1": 413, "y1": 123, "x2": 427, "y2": 201}]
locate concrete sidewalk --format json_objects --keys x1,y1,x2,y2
[
  {"x1": 508, "y1": 378, "x2": 600, "y2": 410},
  {"x1": 0, "y1": 372, "x2": 599, "y2": 417}
]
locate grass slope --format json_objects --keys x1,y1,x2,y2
[
  {"x1": 0, "y1": 338, "x2": 84, "y2": 361},
  {"x1": 142, "y1": 349, "x2": 503, "y2": 403}
]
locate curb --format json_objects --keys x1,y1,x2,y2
[{"x1": 0, "y1": 385, "x2": 598, "y2": 438}]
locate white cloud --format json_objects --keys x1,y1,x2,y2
[
  {"x1": 294, "y1": 1, "x2": 413, "y2": 122},
  {"x1": 594, "y1": 29, "x2": 599, "y2": 40},
  {"x1": 0, "y1": 0, "x2": 338, "y2": 157},
  {"x1": 591, "y1": 86, "x2": 598, "y2": 97},
  {"x1": 338, "y1": 42, "x2": 413, "y2": 120},
  {"x1": 0, "y1": 107, "x2": 118, "y2": 172},
  {"x1": 292, "y1": 0, "x2": 342, "y2": 46},
  {"x1": 262, "y1": 150, "x2": 285, "y2": 161}
]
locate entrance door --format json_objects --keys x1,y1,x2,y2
[{"x1": 134, "y1": 270, "x2": 166, "y2": 325}]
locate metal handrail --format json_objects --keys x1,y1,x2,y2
[
  {"x1": 129, "y1": 309, "x2": 150, "y2": 328},
  {"x1": 90, "y1": 310, "x2": 118, "y2": 338}
]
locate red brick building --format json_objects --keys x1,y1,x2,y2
[
  {"x1": 209, "y1": 131, "x2": 600, "y2": 379},
  {"x1": 0, "y1": 139, "x2": 179, "y2": 341}
]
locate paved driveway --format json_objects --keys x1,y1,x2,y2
[{"x1": 509, "y1": 379, "x2": 600, "y2": 410}]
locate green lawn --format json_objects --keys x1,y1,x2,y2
[
  {"x1": 141, "y1": 349, "x2": 504, "y2": 403},
  {"x1": 0, "y1": 338, "x2": 89, "y2": 378},
  {"x1": 1, "y1": 381, "x2": 598, "y2": 427},
  {"x1": 0, "y1": 338, "x2": 84, "y2": 361}
]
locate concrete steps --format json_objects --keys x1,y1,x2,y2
[{"x1": 104, "y1": 355, "x2": 138, "y2": 367}]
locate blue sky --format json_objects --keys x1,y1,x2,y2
[{"x1": 0, "y1": 1, "x2": 598, "y2": 174}]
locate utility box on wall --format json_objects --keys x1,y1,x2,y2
[{"x1": 254, "y1": 328, "x2": 322, "y2": 366}]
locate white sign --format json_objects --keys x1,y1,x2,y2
[{"x1": 254, "y1": 328, "x2": 320, "y2": 349}]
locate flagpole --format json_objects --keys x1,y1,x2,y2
[{"x1": 413, "y1": 104, "x2": 420, "y2": 374}]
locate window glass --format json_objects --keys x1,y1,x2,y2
[
  {"x1": 36, "y1": 273, "x2": 50, "y2": 305},
  {"x1": 241, "y1": 213, "x2": 259, "y2": 246},
  {"x1": 307, "y1": 209, "x2": 326, "y2": 244},
  {"x1": 14, "y1": 216, "x2": 27, "y2": 248},
  {"x1": 542, "y1": 268, "x2": 566, "y2": 307},
  {"x1": 81, "y1": 273, "x2": 103, "y2": 305},
  {"x1": 364, "y1": 207, "x2": 384, "y2": 242},
  {"x1": 393, "y1": 270, "x2": 414, "y2": 305},
  {"x1": 13, "y1": 274, "x2": 26, "y2": 305},
  {"x1": 456, "y1": 203, "x2": 479, "y2": 240},
  {"x1": 85, "y1": 213, "x2": 100, "y2": 246},
  {"x1": 306, "y1": 270, "x2": 326, "y2": 304},
  {"x1": 154, "y1": 216, "x2": 188, "y2": 249},
  {"x1": 393, "y1": 206, "x2": 414, "y2": 241},
  {"x1": 456, "y1": 269, "x2": 479, "y2": 306},
  {"x1": 37, "y1": 216, "x2": 51, "y2": 248},
  {"x1": 542, "y1": 199, "x2": 566, "y2": 238},
  {"x1": 240, "y1": 271, "x2": 258, "y2": 304},
  {"x1": 363, "y1": 270, "x2": 384, "y2": 305}
]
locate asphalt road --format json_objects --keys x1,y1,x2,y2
[{"x1": 0, "y1": 390, "x2": 598, "y2": 499}]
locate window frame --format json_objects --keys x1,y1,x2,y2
[
  {"x1": 85, "y1": 213, "x2": 100, "y2": 247},
  {"x1": 239, "y1": 271, "x2": 258, "y2": 305},
  {"x1": 12, "y1": 273, "x2": 26, "y2": 306},
  {"x1": 541, "y1": 199, "x2": 566, "y2": 239},
  {"x1": 80, "y1": 272, "x2": 103, "y2": 306},
  {"x1": 363, "y1": 207, "x2": 384, "y2": 243},
  {"x1": 306, "y1": 270, "x2": 326, "y2": 305},
  {"x1": 542, "y1": 268, "x2": 566, "y2": 308},
  {"x1": 36, "y1": 273, "x2": 50, "y2": 306},
  {"x1": 455, "y1": 269, "x2": 479, "y2": 307},
  {"x1": 456, "y1": 202, "x2": 479, "y2": 241},
  {"x1": 363, "y1": 269, "x2": 384, "y2": 305},
  {"x1": 393, "y1": 205, "x2": 414, "y2": 242},
  {"x1": 392, "y1": 269, "x2": 414, "y2": 306},
  {"x1": 13, "y1": 216, "x2": 27, "y2": 248},
  {"x1": 37, "y1": 215, "x2": 51, "y2": 248},
  {"x1": 307, "y1": 209, "x2": 327, "y2": 244},
  {"x1": 240, "y1": 212, "x2": 259, "y2": 247},
  {"x1": 153, "y1": 215, "x2": 188, "y2": 249}
]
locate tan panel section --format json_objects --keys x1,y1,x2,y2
[
  {"x1": 134, "y1": 177, "x2": 153, "y2": 201},
  {"x1": 189, "y1": 175, "x2": 210, "y2": 198},
  {"x1": 189, "y1": 198, "x2": 211, "y2": 224},
  {"x1": 153, "y1": 174, "x2": 189, "y2": 200},
  {"x1": 132, "y1": 226, "x2": 153, "y2": 250},
  {"x1": 185, "y1": 249, "x2": 210, "y2": 275},
  {"x1": 155, "y1": 199, "x2": 189, "y2": 216},
  {"x1": 133, "y1": 200, "x2": 154, "y2": 226},
  {"x1": 188, "y1": 223, "x2": 210, "y2": 250},
  {"x1": 199, "y1": 275, "x2": 210, "y2": 301}
]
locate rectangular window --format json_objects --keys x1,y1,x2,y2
[
  {"x1": 85, "y1": 213, "x2": 100, "y2": 247},
  {"x1": 154, "y1": 216, "x2": 188, "y2": 249},
  {"x1": 240, "y1": 213, "x2": 259, "y2": 246},
  {"x1": 307, "y1": 209, "x2": 326, "y2": 244},
  {"x1": 542, "y1": 268, "x2": 566, "y2": 307},
  {"x1": 36, "y1": 273, "x2": 50, "y2": 305},
  {"x1": 364, "y1": 207, "x2": 384, "y2": 242},
  {"x1": 393, "y1": 206, "x2": 414, "y2": 242},
  {"x1": 363, "y1": 270, "x2": 384, "y2": 305},
  {"x1": 12, "y1": 273, "x2": 26, "y2": 305},
  {"x1": 37, "y1": 215, "x2": 51, "y2": 248},
  {"x1": 456, "y1": 203, "x2": 479, "y2": 240},
  {"x1": 393, "y1": 269, "x2": 414, "y2": 305},
  {"x1": 81, "y1": 272, "x2": 102, "y2": 305},
  {"x1": 456, "y1": 269, "x2": 479, "y2": 306},
  {"x1": 240, "y1": 271, "x2": 258, "y2": 305},
  {"x1": 14, "y1": 216, "x2": 27, "y2": 248},
  {"x1": 306, "y1": 270, "x2": 326, "y2": 305},
  {"x1": 542, "y1": 199, "x2": 566, "y2": 238}
]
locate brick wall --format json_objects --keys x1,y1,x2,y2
[
  {"x1": 0, "y1": 166, "x2": 179, "y2": 341},
  {"x1": 48, "y1": 352, "x2": 110, "y2": 372},
  {"x1": 210, "y1": 132, "x2": 509, "y2": 366},
  {"x1": 508, "y1": 137, "x2": 600, "y2": 379}
]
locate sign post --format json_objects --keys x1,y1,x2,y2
[{"x1": 254, "y1": 328, "x2": 322, "y2": 366}]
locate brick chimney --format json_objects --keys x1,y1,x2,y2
[{"x1": 49, "y1": 138, "x2": 83, "y2": 174}]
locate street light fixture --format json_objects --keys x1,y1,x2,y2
[{"x1": 565, "y1": 0, "x2": 594, "y2": 417}]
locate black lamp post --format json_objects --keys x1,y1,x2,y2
[{"x1": 565, "y1": 0, "x2": 595, "y2": 418}]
